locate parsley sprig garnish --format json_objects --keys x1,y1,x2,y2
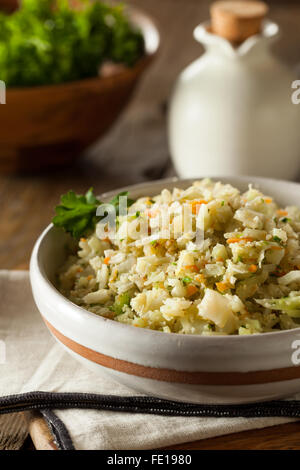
[{"x1": 52, "y1": 188, "x2": 134, "y2": 239}]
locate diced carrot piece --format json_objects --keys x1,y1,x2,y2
[
  {"x1": 216, "y1": 282, "x2": 230, "y2": 292},
  {"x1": 227, "y1": 238, "x2": 240, "y2": 243},
  {"x1": 227, "y1": 237, "x2": 254, "y2": 244},
  {"x1": 277, "y1": 209, "x2": 288, "y2": 216},
  {"x1": 184, "y1": 264, "x2": 199, "y2": 273},
  {"x1": 80, "y1": 237, "x2": 86, "y2": 242},
  {"x1": 190, "y1": 200, "x2": 208, "y2": 215},
  {"x1": 249, "y1": 264, "x2": 258, "y2": 273},
  {"x1": 216, "y1": 257, "x2": 224, "y2": 262},
  {"x1": 87, "y1": 275, "x2": 93, "y2": 280},
  {"x1": 264, "y1": 198, "x2": 272, "y2": 204},
  {"x1": 186, "y1": 284, "x2": 198, "y2": 297},
  {"x1": 147, "y1": 210, "x2": 159, "y2": 218},
  {"x1": 103, "y1": 257, "x2": 110, "y2": 264}
]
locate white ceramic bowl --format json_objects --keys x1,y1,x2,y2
[{"x1": 30, "y1": 176, "x2": 300, "y2": 404}]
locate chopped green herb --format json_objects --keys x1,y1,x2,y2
[
  {"x1": 172, "y1": 262, "x2": 177, "y2": 266},
  {"x1": 237, "y1": 255, "x2": 243, "y2": 263},
  {"x1": 109, "y1": 292, "x2": 132, "y2": 316},
  {"x1": 221, "y1": 201, "x2": 225, "y2": 206},
  {"x1": 0, "y1": 0, "x2": 145, "y2": 88},
  {"x1": 273, "y1": 236, "x2": 282, "y2": 243},
  {"x1": 281, "y1": 217, "x2": 291, "y2": 223},
  {"x1": 135, "y1": 211, "x2": 140, "y2": 218},
  {"x1": 151, "y1": 240, "x2": 158, "y2": 246},
  {"x1": 182, "y1": 276, "x2": 192, "y2": 285}
]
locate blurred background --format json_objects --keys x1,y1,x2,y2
[{"x1": 1, "y1": 0, "x2": 300, "y2": 270}]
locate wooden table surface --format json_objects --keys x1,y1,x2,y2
[{"x1": 3, "y1": 0, "x2": 300, "y2": 450}]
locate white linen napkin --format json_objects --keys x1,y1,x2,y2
[{"x1": 0, "y1": 270, "x2": 298, "y2": 450}]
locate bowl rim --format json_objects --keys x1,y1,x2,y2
[
  {"x1": 30, "y1": 175, "x2": 300, "y2": 343},
  {"x1": 5, "y1": 7, "x2": 160, "y2": 94}
]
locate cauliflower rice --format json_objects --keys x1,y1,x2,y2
[{"x1": 58, "y1": 179, "x2": 300, "y2": 335}]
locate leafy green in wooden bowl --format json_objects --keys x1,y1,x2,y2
[{"x1": 0, "y1": 0, "x2": 145, "y2": 87}]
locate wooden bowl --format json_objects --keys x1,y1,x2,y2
[{"x1": 0, "y1": 8, "x2": 159, "y2": 173}]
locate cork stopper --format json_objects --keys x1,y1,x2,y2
[{"x1": 210, "y1": 1, "x2": 269, "y2": 43}]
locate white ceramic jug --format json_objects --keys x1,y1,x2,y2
[{"x1": 168, "y1": 20, "x2": 300, "y2": 179}]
